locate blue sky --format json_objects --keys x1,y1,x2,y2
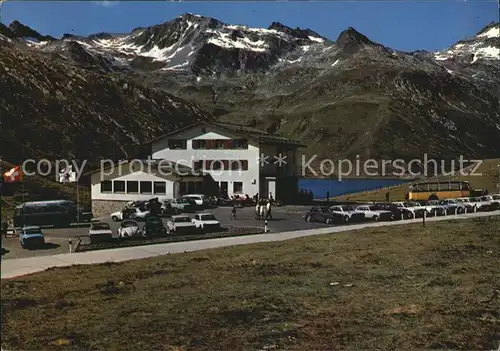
[{"x1": 1, "y1": 1, "x2": 498, "y2": 52}]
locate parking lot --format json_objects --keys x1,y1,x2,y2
[{"x1": 1, "y1": 206, "x2": 324, "y2": 258}]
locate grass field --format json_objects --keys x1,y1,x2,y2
[
  {"x1": 333, "y1": 158, "x2": 500, "y2": 202},
  {"x1": 2, "y1": 216, "x2": 500, "y2": 350}
]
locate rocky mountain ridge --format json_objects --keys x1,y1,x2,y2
[{"x1": 1, "y1": 14, "x2": 499, "y2": 163}]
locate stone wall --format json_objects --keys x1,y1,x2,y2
[{"x1": 92, "y1": 200, "x2": 128, "y2": 219}]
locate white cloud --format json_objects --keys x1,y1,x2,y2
[{"x1": 93, "y1": 1, "x2": 119, "y2": 7}]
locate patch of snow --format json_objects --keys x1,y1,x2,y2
[
  {"x1": 477, "y1": 26, "x2": 500, "y2": 39},
  {"x1": 308, "y1": 36, "x2": 324, "y2": 43},
  {"x1": 207, "y1": 32, "x2": 268, "y2": 52},
  {"x1": 331, "y1": 59, "x2": 340, "y2": 67},
  {"x1": 287, "y1": 58, "x2": 302, "y2": 64},
  {"x1": 196, "y1": 76, "x2": 201, "y2": 82},
  {"x1": 302, "y1": 45, "x2": 310, "y2": 52},
  {"x1": 471, "y1": 46, "x2": 500, "y2": 63},
  {"x1": 454, "y1": 43, "x2": 465, "y2": 49},
  {"x1": 445, "y1": 68, "x2": 453, "y2": 74},
  {"x1": 225, "y1": 24, "x2": 281, "y2": 36},
  {"x1": 162, "y1": 61, "x2": 189, "y2": 70},
  {"x1": 496, "y1": 124, "x2": 500, "y2": 131}
]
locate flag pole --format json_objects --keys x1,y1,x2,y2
[{"x1": 76, "y1": 174, "x2": 80, "y2": 226}]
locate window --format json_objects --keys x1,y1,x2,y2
[
  {"x1": 192, "y1": 139, "x2": 248, "y2": 150},
  {"x1": 140, "y1": 181, "x2": 152, "y2": 194},
  {"x1": 127, "y1": 181, "x2": 138, "y2": 194},
  {"x1": 230, "y1": 160, "x2": 248, "y2": 171},
  {"x1": 113, "y1": 180, "x2": 125, "y2": 193},
  {"x1": 193, "y1": 160, "x2": 203, "y2": 170},
  {"x1": 154, "y1": 181, "x2": 166, "y2": 195},
  {"x1": 233, "y1": 181, "x2": 243, "y2": 194},
  {"x1": 168, "y1": 139, "x2": 187, "y2": 149},
  {"x1": 449, "y1": 182, "x2": 460, "y2": 190},
  {"x1": 201, "y1": 127, "x2": 207, "y2": 133},
  {"x1": 101, "y1": 181, "x2": 112, "y2": 192}
]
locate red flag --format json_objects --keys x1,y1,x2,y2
[{"x1": 3, "y1": 165, "x2": 23, "y2": 183}]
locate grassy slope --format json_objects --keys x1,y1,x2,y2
[
  {"x1": 333, "y1": 158, "x2": 500, "y2": 201},
  {"x1": 2, "y1": 216, "x2": 499, "y2": 350}
]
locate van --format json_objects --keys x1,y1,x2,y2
[{"x1": 183, "y1": 194, "x2": 209, "y2": 207}]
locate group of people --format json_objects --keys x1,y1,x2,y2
[
  {"x1": 254, "y1": 198, "x2": 273, "y2": 220},
  {"x1": 298, "y1": 189, "x2": 314, "y2": 204}
]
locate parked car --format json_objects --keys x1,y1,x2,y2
[
  {"x1": 456, "y1": 197, "x2": 478, "y2": 212},
  {"x1": 192, "y1": 213, "x2": 221, "y2": 232},
  {"x1": 303, "y1": 206, "x2": 345, "y2": 224},
  {"x1": 492, "y1": 194, "x2": 500, "y2": 207},
  {"x1": 166, "y1": 215, "x2": 198, "y2": 234},
  {"x1": 184, "y1": 194, "x2": 210, "y2": 207},
  {"x1": 329, "y1": 205, "x2": 365, "y2": 222},
  {"x1": 111, "y1": 207, "x2": 150, "y2": 222},
  {"x1": 392, "y1": 202, "x2": 427, "y2": 219},
  {"x1": 373, "y1": 203, "x2": 405, "y2": 220},
  {"x1": 19, "y1": 226, "x2": 45, "y2": 249},
  {"x1": 88, "y1": 222, "x2": 113, "y2": 243},
  {"x1": 479, "y1": 195, "x2": 500, "y2": 211},
  {"x1": 438, "y1": 199, "x2": 466, "y2": 214},
  {"x1": 354, "y1": 204, "x2": 394, "y2": 221},
  {"x1": 423, "y1": 200, "x2": 448, "y2": 216},
  {"x1": 142, "y1": 215, "x2": 167, "y2": 237},
  {"x1": 117, "y1": 220, "x2": 142, "y2": 238},
  {"x1": 469, "y1": 196, "x2": 492, "y2": 212},
  {"x1": 164, "y1": 198, "x2": 197, "y2": 213}
]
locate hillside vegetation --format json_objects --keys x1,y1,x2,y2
[{"x1": 2, "y1": 217, "x2": 499, "y2": 350}]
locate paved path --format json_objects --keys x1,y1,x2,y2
[{"x1": 2, "y1": 210, "x2": 499, "y2": 279}]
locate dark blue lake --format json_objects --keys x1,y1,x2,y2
[{"x1": 298, "y1": 178, "x2": 410, "y2": 199}]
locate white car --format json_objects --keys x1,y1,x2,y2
[
  {"x1": 456, "y1": 197, "x2": 478, "y2": 212},
  {"x1": 88, "y1": 222, "x2": 113, "y2": 243},
  {"x1": 392, "y1": 202, "x2": 427, "y2": 219},
  {"x1": 111, "y1": 207, "x2": 150, "y2": 222},
  {"x1": 354, "y1": 205, "x2": 394, "y2": 221},
  {"x1": 470, "y1": 196, "x2": 494, "y2": 211},
  {"x1": 479, "y1": 195, "x2": 500, "y2": 211},
  {"x1": 438, "y1": 199, "x2": 466, "y2": 214},
  {"x1": 192, "y1": 213, "x2": 221, "y2": 232},
  {"x1": 166, "y1": 215, "x2": 198, "y2": 234},
  {"x1": 117, "y1": 220, "x2": 141, "y2": 238},
  {"x1": 492, "y1": 194, "x2": 500, "y2": 206},
  {"x1": 329, "y1": 205, "x2": 365, "y2": 222},
  {"x1": 423, "y1": 200, "x2": 447, "y2": 216},
  {"x1": 183, "y1": 194, "x2": 209, "y2": 207}
]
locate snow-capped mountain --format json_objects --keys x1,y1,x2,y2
[{"x1": 1, "y1": 14, "x2": 500, "y2": 163}]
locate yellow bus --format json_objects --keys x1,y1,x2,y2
[{"x1": 407, "y1": 180, "x2": 472, "y2": 201}]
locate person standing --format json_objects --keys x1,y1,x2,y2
[
  {"x1": 385, "y1": 192, "x2": 390, "y2": 203},
  {"x1": 260, "y1": 200, "x2": 265, "y2": 219},
  {"x1": 265, "y1": 199, "x2": 273, "y2": 220},
  {"x1": 255, "y1": 201, "x2": 261, "y2": 220},
  {"x1": 231, "y1": 203, "x2": 237, "y2": 220}
]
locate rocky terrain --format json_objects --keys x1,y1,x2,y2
[{"x1": 1, "y1": 14, "x2": 500, "y2": 164}]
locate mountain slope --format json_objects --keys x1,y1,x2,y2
[
  {"x1": 0, "y1": 39, "x2": 210, "y2": 165},
  {"x1": 1, "y1": 15, "x2": 500, "y2": 164}
]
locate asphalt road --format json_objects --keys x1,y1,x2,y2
[
  {"x1": 3, "y1": 210, "x2": 499, "y2": 279},
  {"x1": 40, "y1": 205, "x2": 327, "y2": 239}
]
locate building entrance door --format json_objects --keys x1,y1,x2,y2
[{"x1": 219, "y1": 181, "x2": 228, "y2": 197}]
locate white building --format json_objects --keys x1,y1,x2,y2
[
  {"x1": 89, "y1": 121, "x2": 304, "y2": 217},
  {"x1": 89, "y1": 160, "x2": 208, "y2": 217},
  {"x1": 146, "y1": 121, "x2": 305, "y2": 199}
]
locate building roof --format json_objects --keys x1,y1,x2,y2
[
  {"x1": 142, "y1": 120, "x2": 306, "y2": 147},
  {"x1": 84, "y1": 159, "x2": 207, "y2": 177}
]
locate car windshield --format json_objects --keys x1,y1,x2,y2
[
  {"x1": 23, "y1": 228, "x2": 41, "y2": 235},
  {"x1": 92, "y1": 224, "x2": 110, "y2": 230},
  {"x1": 342, "y1": 206, "x2": 354, "y2": 211},
  {"x1": 147, "y1": 217, "x2": 161, "y2": 224},
  {"x1": 200, "y1": 215, "x2": 216, "y2": 221},
  {"x1": 493, "y1": 195, "x2": 500, "y2": 200},
  {"x1": 122, "y1": 221, "x2": 137, "y2": 228},
  {"x1": 174, "y1": 217, "x2": 191, "y2": 223}
]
